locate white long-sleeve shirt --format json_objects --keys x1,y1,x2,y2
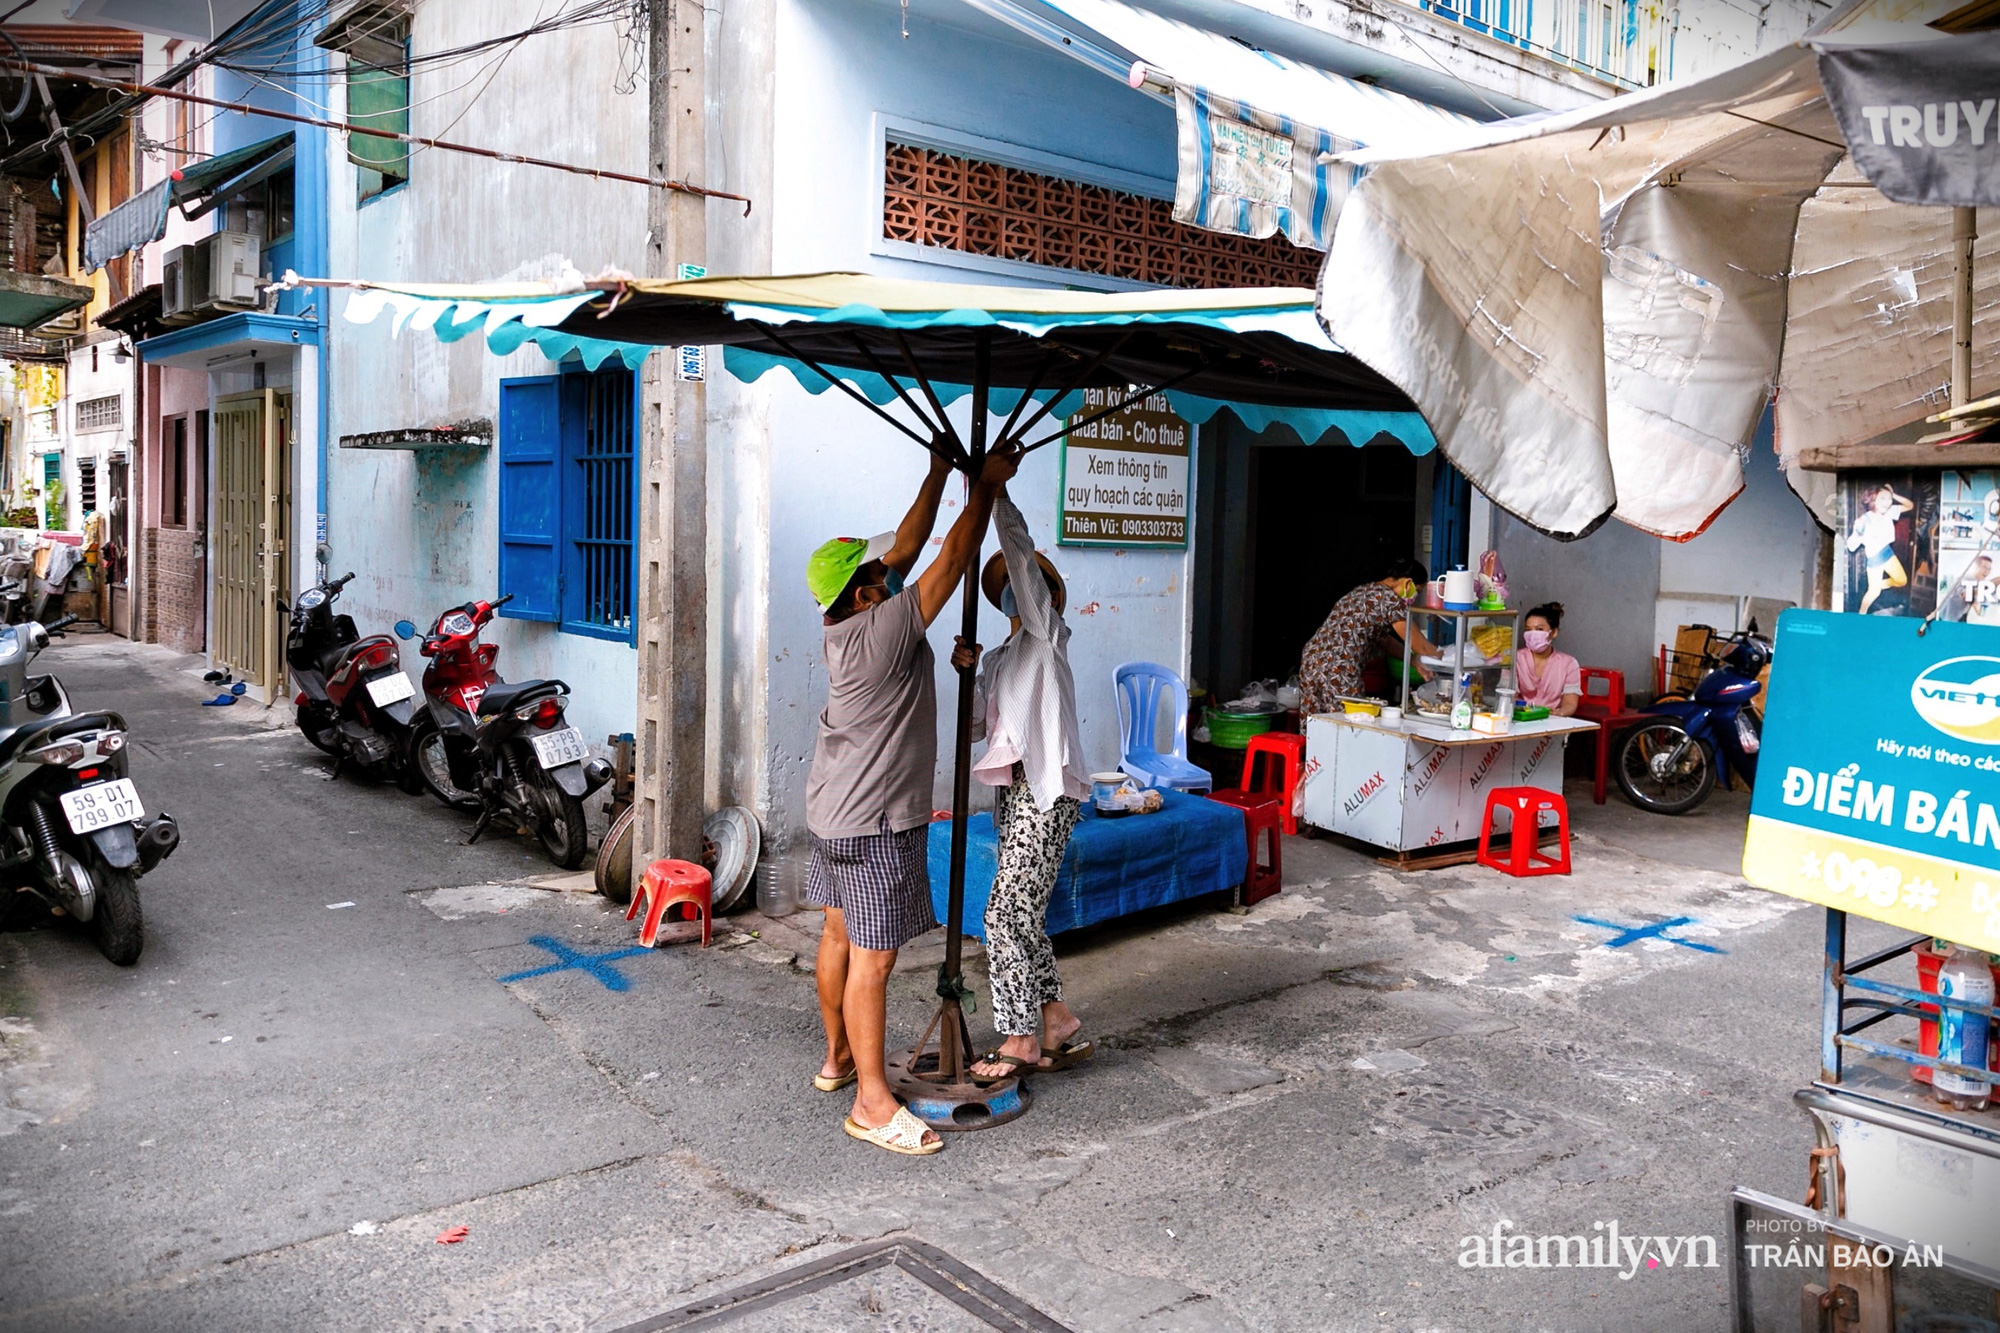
[{"x1": 969, "y1": 496, "x2": 1091, "y2": 810}]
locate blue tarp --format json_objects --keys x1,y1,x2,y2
[{"x1": 928, "y1": 790, "x2": 1249, "y2": 940}]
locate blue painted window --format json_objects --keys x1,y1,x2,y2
[{"x1": 496, "y1": 369, "x2": 638, "y2": 642}]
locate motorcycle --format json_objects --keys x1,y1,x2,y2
[
  {"x1": 1615, "y1": 630, "x2": 1770, "y2": 815},
  {"x1": 0, "y1": 548, "x2": 36, "y2": 625},
  {"x1": 0, "y1": 615, "x2": 180, "y2": 964},
  {"x1": 0, "y1": 577, "x2": 29, "y2": 626},
  {"x1": 282, "y1": 572, "x2": 423, "y2": 792},
  {"x1": 398, "y1": 597, "x2": 611, "y2": 869}
]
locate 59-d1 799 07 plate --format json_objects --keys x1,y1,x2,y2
[{"x1": 59, "y1": 779, "x2": 143, "y2": 834}]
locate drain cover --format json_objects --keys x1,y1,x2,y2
[{"x1": 610, "y1": 1238, "x2": 1075, "y2": 1332}]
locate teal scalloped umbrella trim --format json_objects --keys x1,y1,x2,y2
[
  {"x1": 721, "y1": 346, "x2": 1084, "y2": 421},
  {"x1": 722, "y1": 348, "x2": 1434, "y2": 454},
  {"x1": 345, "y1": 292, "x2": 1432, "y2": 449},
  {"x1": 1165, "y1": 396, "x2": 1437, "y2": 454},
  {"x1": 722, "y1": 299, "x2": 1319, "y2": 335},
  {"x1": 347, "y1": 289, "x2": 653, "y2": 371}
]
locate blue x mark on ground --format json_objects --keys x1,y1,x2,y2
[
  {"x1": 1573, "y1": 914, "x2": 1724, "y2": 954},
  {"x1": 497, "y1": 935, "x2": 653, "y2": 991}
]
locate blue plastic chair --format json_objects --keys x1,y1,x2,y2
[{"x1": 1113, "y1": 661, "x2": 1212, "y2": 792}]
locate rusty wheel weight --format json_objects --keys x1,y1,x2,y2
[
  {"x1": 594, "y1": 805, "x2": 637, "y2": 904},
  {"x1": 885, "y1": 1044, "x2": 1030, "y2": 1132}
]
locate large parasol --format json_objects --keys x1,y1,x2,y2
[
  {"x1": 318, "y1": 271, "x2": 1433, "y2": 1126},
  {"x1": 1316, "y1": 14, "x2": 2000, "y2": 541}
]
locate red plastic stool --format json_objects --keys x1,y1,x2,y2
[
  {"x1": 1476, "y1": 787, "x2": 1571, "y2": 877},
  {"x1": 1208, "y1": 792, "x2": 1283, "y2": 905},
  {"x1": 628, "y1": 858, "x2": 712, "y2": 947},
  {"x1": 1212, "y1": 731, "x2": 1307, "y2": 836}
]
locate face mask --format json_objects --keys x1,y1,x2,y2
[
  {"x1": 999, "y1": 583, "x2": 1018, "y2": 618},
  {"x1": 1524, "y1": 629, "x2": 1552, "y2": 652},
  {"x1": 881, "y1": 568, "x2": 904, "y2": 597},
  {"x1": 1394, "y1": 579, "x2": 1417, "y2": 603}
]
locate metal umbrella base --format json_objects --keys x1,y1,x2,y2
[{"x1": 887, "y1": 997, "x2": 1030, "y2": 1132}]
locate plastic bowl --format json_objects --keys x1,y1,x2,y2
[{"x1": 1204, "y1": 707, "x2": 1277, "y2": 749}]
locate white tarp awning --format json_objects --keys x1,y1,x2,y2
[
  {"x1": 1319, "y1": 24, "x2": 2000, "y2": 540},
  {"x1": 961, "y1": 0, "x2": 1481, "y2": 250}
]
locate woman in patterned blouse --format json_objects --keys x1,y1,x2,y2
[{"x1": 1298, "y1": 557, "x2": 1436, "y2": 715}]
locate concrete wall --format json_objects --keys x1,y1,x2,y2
[
  {"x1": 322, "y1": 0, "x2": 649, "y2": 751},
  {"x1": 747, "y1": 0, "x2": 1191, "y2": 860},
  {"x1": 1494, "y1": 415, "x2": 1824, "y2": 695},
  {"x1": 59, "y1": 335, "x2": 133, "y2": 533},
  {"x1": 139, "y1": 364, "x2": 208, "y2": 651},
  {"x1": 1655, "y1": 413, "x2": 1820, "y2": 641},
  {"x1": 1492, "y1": 504, "x2": 1663, "y2": 690}
]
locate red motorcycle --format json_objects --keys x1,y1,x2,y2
[
  {"x1": 397, "y1": 596, "x2": 610, "y2": 868},
  {"x1": 285, "y1": 572, "x2": 423, "y2": 791}
]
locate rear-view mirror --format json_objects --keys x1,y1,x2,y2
[{"x1": 394, "y1": 620, "x2": 417, "y2": 640}]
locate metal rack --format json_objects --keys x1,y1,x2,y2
[
  {"x1": 1400, "y1": 606, "x2": 1524, "y2": 724},
  {"x1": 1818, "y1": 908, "x2": 2000, "y2": 1144}
]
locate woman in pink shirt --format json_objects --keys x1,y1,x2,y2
[{"x1": 1514, "y1": 602, "x2": 1582, "y2": 717}]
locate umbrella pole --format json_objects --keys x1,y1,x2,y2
[
  {"x1": 1953, "y1": 206, "x2": 1977, "y2": 411},
  {"x1": 886, "y1": 329, "x2": 1029, "y2": 1130},
  {"x1": 937, "y1": 544, "x2": 981, "y2": 1081}
]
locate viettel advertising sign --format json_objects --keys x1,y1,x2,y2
[{"x1": 1742, "y1": 610, "x2": 2000, "y2": 953}]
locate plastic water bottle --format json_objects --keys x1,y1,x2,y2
[
  {"x1": 1936, "y1": 945, "x2": 1994, "y2": 1112},
  {"x1": 1447, "y1": 672, "x2": 1473, "y2": 730},
  {"x1": 755, "y1": 855, "x2": 798, "y2": 918}
]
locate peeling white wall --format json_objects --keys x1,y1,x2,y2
[{"x1": 323, "y1": 1, "x2": 648, "y2": 751}]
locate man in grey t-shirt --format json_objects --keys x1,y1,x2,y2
[{"x1": 801, "y1": 445, "x2": 1017, "y2": 1156}]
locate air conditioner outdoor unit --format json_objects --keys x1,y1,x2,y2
[
  {"x1": 161, "y1": 244, "x2": 205, "y2": 320},
  {"x1": 195, "y1": 232, "x2": 261, "y2": 311}
]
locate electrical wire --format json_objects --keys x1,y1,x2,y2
[
  {"x1": 0, "y1": 54, "x2": 752, "y2": 209},
  {"x1": 205, "y1": 0, "x2": 634, "y2": 81}
]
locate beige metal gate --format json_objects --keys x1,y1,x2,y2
[{"x1": 210, "y1": 390, "x2": 292, "y2": 692}]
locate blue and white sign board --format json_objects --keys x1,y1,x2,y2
[{"x1": 1742, "y1": 609, "x2": 2000, "y2": 955}]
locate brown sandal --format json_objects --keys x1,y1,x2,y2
[
  {"x1": 971, "y1": 1051, "x2": 1033, "y2": 1082},
  {"x1": 1039, "y1": 1035, "x2": 1095, "y2": 1071}
]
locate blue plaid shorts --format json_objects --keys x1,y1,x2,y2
[{"x1": 804, "y1": 816, "x2": 938, "y2": 952}]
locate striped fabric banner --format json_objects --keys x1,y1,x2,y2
[{"x1": 1172, "y1": 86, "x2": 1358, "y2": 252}]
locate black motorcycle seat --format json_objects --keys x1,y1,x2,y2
[
  {"x1": 318, "y1": 642, "x2": 355, "y2": 676},
  {"x1": 0, "y1": 710, "x2": 121, "y2": 764},
  {"x1": 475, "y1": 679, "x2": 563, "y2": 717}
]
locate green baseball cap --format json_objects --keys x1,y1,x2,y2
[{"x1": 806, "y1": 531, "x2": 895, "y2": 611}]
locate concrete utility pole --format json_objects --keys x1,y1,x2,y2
[{"x1": 635, "y1": 0, "x2": 708, "y2": 868}]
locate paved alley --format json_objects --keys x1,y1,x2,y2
[{"x1": 0, "y1": 636, "x2": 1827, "y2": 1332}]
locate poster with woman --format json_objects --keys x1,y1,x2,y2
[
  {"x1": 1936, "y1": 470, "x2": 2000, "y2": 624},
  {"x1": 1840, "y1": 470, "x2": 1939, "y2": 617}
]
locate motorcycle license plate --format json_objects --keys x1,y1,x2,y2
[
  {"x1": 365, "y1": 672, "x2": 415, "y2": 707},
  {"x1": 528, "y1": 726, "x2": 588, "y2": 769},
  {"x1": 59, "y1": 779, "x2": 144, "y2": 834}
]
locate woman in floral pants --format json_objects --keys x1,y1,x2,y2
[
  {"x1": 954, "y1": 489, "x2": 1094, "y2": 1080},
  {"x1": 984, "y1": 766, "x2": 1082, "y2": 1050}
]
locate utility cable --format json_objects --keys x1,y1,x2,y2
[{"x1": 0, "y1": 55, "x2": 750, "y2": 211}]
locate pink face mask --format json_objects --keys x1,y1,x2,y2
[{"x1": 1524, "y1": 629, "x2": 1553, "y2": 653}]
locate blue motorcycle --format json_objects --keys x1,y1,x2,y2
[{"x1": 1614, "y1": 631, "x2": 1771, "y2": 815}]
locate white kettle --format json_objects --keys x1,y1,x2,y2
[{"x1": 1432, "y1": 568, "x2": 1478, "y2": 610}]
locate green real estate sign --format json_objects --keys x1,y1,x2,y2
[{"x1": 1058, "y1": 387, "x2": 1190, "y2": 548}]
